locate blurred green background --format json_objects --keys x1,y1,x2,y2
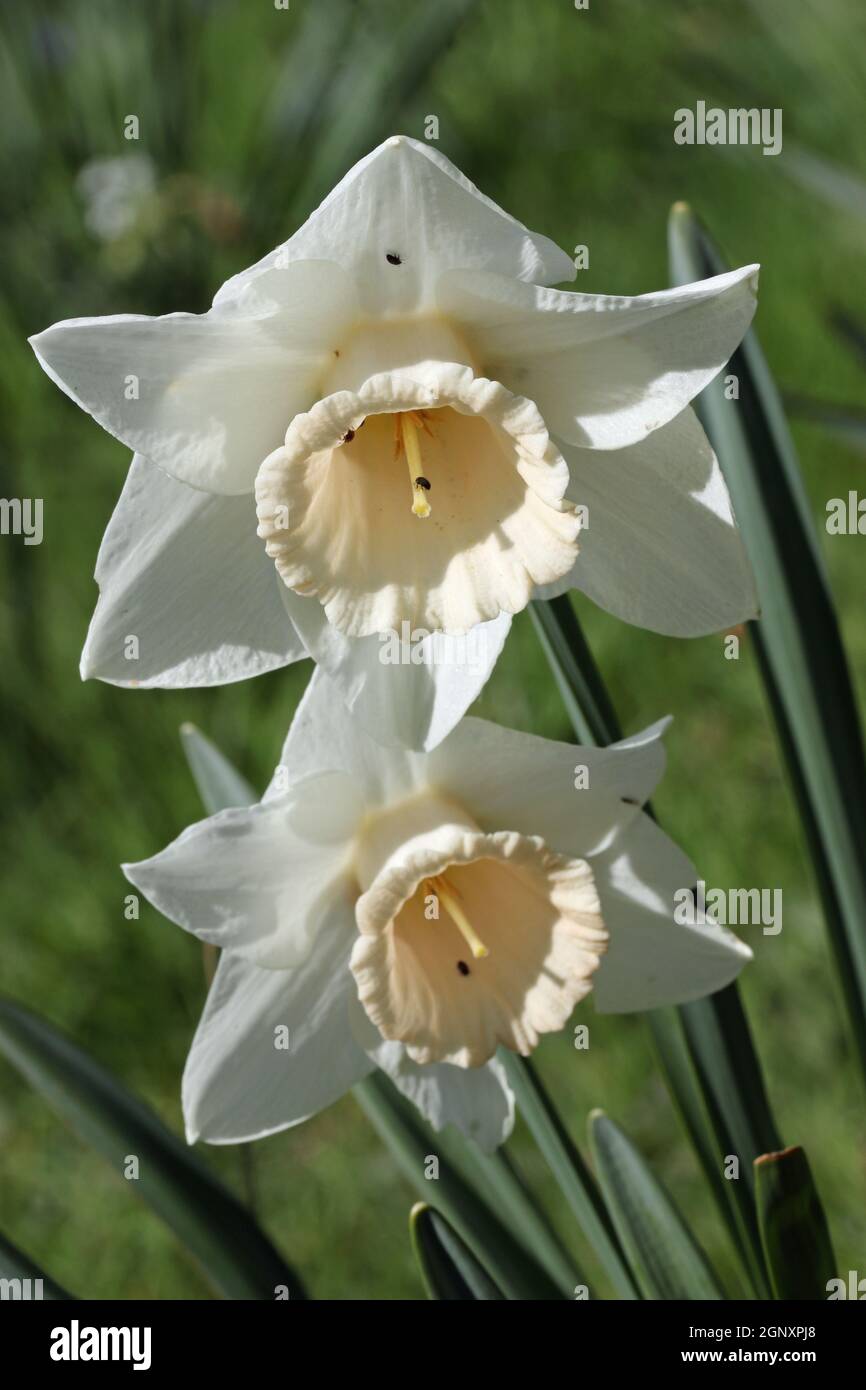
[{"x1": 1, "y1": 0, "x2": 865, "y2": 1299}]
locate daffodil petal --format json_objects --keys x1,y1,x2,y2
[
  {"x1": 124, "y1": 782, "x2": 363, "y2": 968},
  {"x1": 181, "y1": 887, "x2": 373, "y2": 1144},
  {"x1": 215, "y1": 136, "x2": 575, "y2": 318},
  {"x1": 428, "y1": 715, "x2": 670, "y2": 857},
  {"x1": 362, "y1": 1032, "x2": 515, "y2": 1152},
  {"x1": 29, "y1": 259, "x2": 358, "y2": 495},
  {"x1": 592, "y1": 813, "x2": 752, "y2": 1012},
  {"x1": 264, "y1": 665, "x2": 420, "y2": 807},
  {"x1": 279, "y1": 593, "x2": 511, "y2": 753},
  {"x1": 438, "y1": 263, "x2": 759, "y2": 450},
  {"x1": 539, "y1": 408, "x2": 759, "y2": 636},
  {"x1": 80, "y1": 455, "x2": 306, "y2": 687}
]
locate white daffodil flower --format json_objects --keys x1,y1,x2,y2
[
  {"x1": 124, "y1": 670, "x2": 751, "y2": 1152},
  {"x1": 31, "y1": 135, "x2": 759, "y2": 751}
]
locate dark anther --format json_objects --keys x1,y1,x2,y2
[
  {"x1": 386, "y1": 252, "x2": 402, "y2": 265},
  {"x1": 342, "y1": 428, "x2": 355, "y2": 443},
  {"x1": 414, "y1": 476, "x2": 431, "y2": 490},
  {"x1": 457, "y1": 960, "x2": 470, "y2": 976}
]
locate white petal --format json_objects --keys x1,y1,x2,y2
[
  {"x1": 438, "y1": 263, "x2": 759, "y2": 450},
  {"x1": 280, "y1": 590, "x2": 511, "y2": 752},
  {"x1": 124, "y1": 782, "x2": 362, "y2": 968},
  {"x1": 30, "y1": 260, "x2": 358, "y2": 494},
  {"x1": 591, "y1": 814, "x2": 752, "y2": 1012},
  {"x1": 428, "y1": 715, "x2": 670, "y2": 856},
  {"x1": 215, "y1": 136, "x2": 575, "y2": 317},
  {"x1": 543, "y1": 408, "x2": 758, "y2": 636},
  {"x1": 265, "y1": 665, "x2": 421, "y2": 808},
  {"x1": 81, "y1": 455, "x2": 306, "y2": 687},
  {"x1": 365, "y1": 1033, "x2": 515, "y2": 1152},
  {"x1": 182, "y1": 884, "x2": 373, "y2": 1143}
]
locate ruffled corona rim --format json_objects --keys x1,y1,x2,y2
[
  {"x1": 350, "y1": 792, "x2": 607, "y2": 1067},
  {"x1": 255, "y1": 362, "x2": 581, "y2": 638}
]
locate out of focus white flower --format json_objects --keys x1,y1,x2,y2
[{"x1": 76, "y1": 154, "x2": 156, "y2": 242}]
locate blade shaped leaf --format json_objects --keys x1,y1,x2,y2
[
  {"x1": 501, "y1": 1052, "x2": 638, "y2": 1299},
  {"x1": 530, "y1": 594, "x2": 777, "y2": 1297},
  {"x1": 589, "y1": 1110, "x2": 724, "y2": 1301},
  {"x1": 754, "y1": 1146, "x2": 836, "y2": 1301},
  {"x1": 0, "y1": 998, "x2": 305, "y2": 1301},
  {"x1": 669, "y1": 203, "x2": 866, "y2": 1087},
  {"x1": 355, "y1": 1071, "x2": 564, "y2": 1301},
  {"x1": 410, "y1": 1203, "x2": 505, "y2": 1300}
]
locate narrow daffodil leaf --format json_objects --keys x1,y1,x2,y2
[
  {"x1": 530, "y1": 595, "x2": 778, "y2": 1298},
  {"x1": 454, "y1": 1143, "x2": 586, "y2": 1298},
  {"x1": 180, "y1": 722, "x2": 257, "y2": 815},
  {"x1": 529, "y1": 598, "x2": 622, "y2": 746},
  {"x1": 0, "y1": 1230, "x2": 75, "y2": 1300},
  {"x1": 410, "y1": 1203, "x2": 505, "y2": 1300},
  {"x1": 669, "y1": 203, "x2": 866, "y2": 1087},
  {"x1": 647, "y1": 1006, "x2": 757, "y2": 1297},
  {"x1": 354, "y1": 1071, "x2": 563, "y2": 1300},
  {"x1": 589, "y1": 1110, "x2": 724, "y2": 1301},
  {"x1": 0, "y1": 998, "x2": 306, "y2": 1301},
  {"x1": 754, "y1": 1146, "x2": 837, "y2": 1301},
  {"x1": 501, "y1": 1052, "x2": 638, "y2": 1299}
]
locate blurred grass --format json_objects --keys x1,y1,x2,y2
[{"x1": 1, "y1": 0, "x2": 865, "y2": 1298}]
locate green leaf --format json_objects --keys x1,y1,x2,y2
[
  {"x1": 0, "y1": 998, "x2": 305, "y2": 1301},
  {"x1": 588, "y1": 1110, "x2": 724, "y2": 1301},
  {"x1": 530, "y1": 594, "x2": 777, "y2": 1296},
  {"x1": 647, "y1": 1006, "x2": 756, "y2": 1294},
  {"x1": 669, "y1": 203, "x2": 866, "y2": 1088},
  {"x1": 354, "y1": 1071, "x2": 563, "y2": 1300},
  {"x1": 500, "y1": 1052, "x2": 638, "y2": 1298},
  {"x1": 754, "y1": 1146, "x2": 836, "y2": 1301},
  {"x1": 180, "y1": 721, "x2": 257, "y2": 815},
  {"x1": 410, "y1": 1203, "x2": 505, "y2": 1300},
  {"x1": 529, "y1": 599, "x2": 623, "y2": 746},
  {"x1": 453, "y1": 1143, "x2": 585, "y2": 1298},
  {"x1": 0, "y1": 1230, "x2": 75, "y2": 1300}
]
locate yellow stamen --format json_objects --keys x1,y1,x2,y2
[
  {"x1": 400, "y1": 412, "x2": 432, "y2": 519},
  {"x1": 430, "y1": 875, "x2": 489, "y2": 960}
]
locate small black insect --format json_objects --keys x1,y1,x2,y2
[
  {"x1": 457, "y1": 960, "x2": 470, "y2": 977},
  {"x1": 342, "y1": 428, "x2": 355, "y2": 443},
  {"x1": 414, "y1": 476, "x2": 431, "y2": 491},
  {"x1": 386, "y1": 252, "x2": 402, "y2": 265}
]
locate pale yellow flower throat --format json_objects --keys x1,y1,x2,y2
[
  {"x1": 426, "y1": 873, "x2": 489, "y2": 960},
  {"x1": 396, "y1": 411, "x2": 433, "y2": 519}
]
